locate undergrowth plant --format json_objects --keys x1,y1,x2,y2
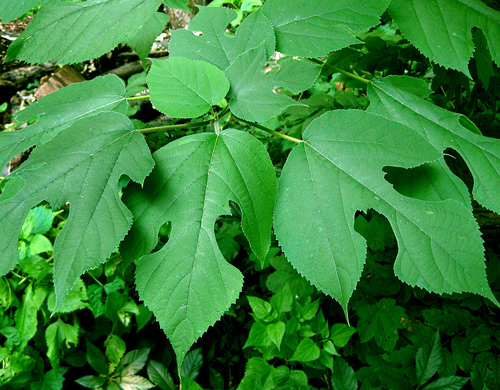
[{"x1": 1, "y1": 0, "x2": 500, "y2": 382}]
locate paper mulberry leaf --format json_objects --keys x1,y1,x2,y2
[
  {"x1": 127, "y1": 12, "x2": 170, "y2": 68},
  {"x1": 224, "y1": 45, "x2": 320, "y2": 122},
  {"x1": 147, "y1": 58, "x2": 230, "y2": 118},
  {"x1": 0, "y1": 112, "x2": 154, "y2": 310},
  {"x1": 274, "y1": 110, "x2": 498, "y2": 314},
  {"x1": 388, "y1": 0, "x2": 500, "y2": 77},
  {"x1": 0, "y1": 0, "x2": 39, "y2": 23},
  {"x1": 120, "y1": 130, "x2": 277, "y2": 368},
  {"x1": 368, "y1": 76, "x2": 500, "y2": 215},
  {"x1": 0, "y1": 74, "x2": 127, "y2": 171},
  {"x1": 169, "y1": 7, "x2": 275, "y2": 70},
  {"x1": 5, "y1": 0, "x2": 163, "y2": 64},
  {"x1": 163, "y1": 0, "x2": 189, "y2": 12},
  {"x1": 261, "y1": 0, "x2": 391, "y2": 57}
]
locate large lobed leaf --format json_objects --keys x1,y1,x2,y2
[
  {"x1": 389, "y1": 0, "x2": 500, "y2": 77},
  {"x1": 261, "y1": 0, "x2": 391, "y2": 57},
  {"x1": 6, "y1": 0, "x2": 164, "y2": 64},
  {"x1": 169, "y1": 7, "x2": 275, "y2": 71},
  {"x1": 0, "y1": 112, "x2": 154, "y2": 310},
  {"x1": 0, "y1": 74, "x2": 127, "y2": 171},
  {"x1": 274, "y1": 110, "x2": 498, "y2": 314},
  {"x1": 368, "y1": 76, "x2": 500, "y2": 215},
  {"x1": 120, "y1": 130, "x2": 277, "y2": 368}
]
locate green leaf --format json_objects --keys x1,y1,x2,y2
[
  {"x1": 6, "y1": 0, "x2": 164, "y2": 64},
  {"x1": 368, "y1": 76, "x2": 500, "y2": 216},
  {"x1": 274, "y1": 109, "x2": 498, "y2": 312},
  {"x1": 273, "y1": 367, "x2": 308, "y2": 390},
  {"x1": 105, "y1": 334, "x2": 126, "y2": 368},
  {"x1": 128, "y1": 12, "x2": 170, "y2": 67},
  {"x1": 86, "y1": 341, "x2": 108, "y2": 376},
  {"x1": 290, "y1": 338, "x2": 320, "y2": 362},
  {"x1": 29, "y1": 368, "x2": 67, "y2": 390},
  {"x1": 330, "y1": 324, "x2": 357, "y2": 348},
  {"x1": 331, "y1": 357, "x2": 358, "y2": 390},
  {"x1": 47, "y1": 278, "x2": 88, "y2": 314},
  {"x1": 120, "y1": 348, "x2": 150, "y2": 377},
  {"x1": 75, "y1": 375, "x2": 107, "y2": 389},
  {"x1": 267, "y1": 322, "x2": 286, "y2": 350},
  {"x1": 388, "y1": 0, "x2": 500, "y2": 77},
  {"x1": 357, "y1": 298, "x2": 406, "y2": 352},
  {"x1": 209, "y1": 367, "x2": 224, "y2": 390},
  {"x1": 0, "y1": 74, "x2": 127, "y2": 180},
  {"x1": 170, "y1": 7, "x2": 275, "y2": 70},
  {"x1": 15, "y1": 283, "x2": 38, "y2": 350},
  {"x1": 224, "y1": 45, "x2": 320, "y2": 122},
  {"x1": 0, "y1": 112, "x2": 154, "y2": 310},
  {"x1": 0, "y1": 0, "x2": 39, "y2": 23},
  {"x1": 147, "y1": 360, "x2": 175, "y2": 390},
  {"x1": 244, "y1": 321, "x2": 272, "y2": 349},
  {"x1": 248, "y1": 296, "x2": 274, "y2": 321},
  {"x1": 261, "y1": 0, "x2": 391, "y2": 57},
  {"x1": 237, "y1": 357, "x2": 275, "y2": 390},
  {"x1": 120, "y1": 129, "x2": 276, "y2": 368},
  {"x1": 118, "y1": 375, "x2": 155, "y2": 390},
  {"x1": 473, "y1": 28, "x2": 495, "y2": 89},
  {"x1": 421, "y1": 376, "x2": 469, "y2": 390},
  {"x1": 147, "y1": 57, "x2": 230, "y2": 118},
  {"x1": 181, "y1": 348, "x2": 202, "y2": 380},
  {"x1": 180, "y1": 377, "x2": 204, "y2": 390},
  {"x1": 46, "y1": 319, "x2": 79, "y2": 369},
  {"x1": 31, "y1": 206, "x2": 54, "y2": 235},
  {"x1": 163, "y1": 0, "x2": 189, "y2": 12},
  {"x1": 417, "y1": 330, "x2": 443, "y2": 386}
]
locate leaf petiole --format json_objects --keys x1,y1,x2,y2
[
  {"x1": 126, "y1": 94, "x2": 151, "y2": 101},
  {"x1": 309, "y1": 58, "x2": 369, "y2": 84},
  {"x1": 236, "y1": 117, "x2": 303, "y2": 144}
]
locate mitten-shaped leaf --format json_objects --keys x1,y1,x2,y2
[
  {"x1": 224, "y1": 45, "x2": 320, "y2": 122},
  {"x1": 368, "y1": 76, "x2": 500, "y2": 214},
  {"x1": 0, "y1": 74, "x2": 127, "y2": 171},
  {"x1": 170, "y1": 7, "x2": 275, "y2": 70},
  {"x1": 148, "y1": 58, "x2": 230, "y2": 118},
  {"x1": 389, "y1": 0, "x2": 500, "y2": 77},
  {"x1": 6, "y1": 0, "x2": 164, "y2": 64},
  {"x1": 262, "y1": 0, "x2": 391, "y2": 57},
  {"x1": 274, "y1": 110, "x2": 498, "y2": 315},
  {"x1": 120, "y1": 130, "x2": 277, "y2": 368},
  {"x1": 0, "y1": 112, "x2": 154, "y2": 310}
]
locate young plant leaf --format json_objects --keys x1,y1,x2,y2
[
  {"x1": 224, "y1": 45, "x2": 320, "y2": 122},
  {"x1": 389, "y1": 0, "x2": 500, "y2": 77},
  {"x1": 147, "y1": 360, "x2": 175, "y2": 390},
  {"x1": 290, "y1": 338, "x2": 320, "y2": 362},
  {"x1": 6, "y1": 0, "x2": 164, "y2": 64},
  {"x1": 14, "y1": 283, "x2": 38, "y2": 351},
  {"x1": 0, "y1": 0, "x2": 39, "y2": 23},
  {"x1": 180, "y1": 348, "x2": 202, "y2": 380},
  {"x1": 331, "y1": 357, "x2": 358, "y2": 390},
  {"x1": 368, "y1": 76, "x2": 500, "y2": 215},
  {"x1": 119, "y1": 348, "x2": 151, "y2": 377},
  {"x1": 274, "y1": 110, "x2": 498, "y2": 314},
  {"x1": 0, "y1": 112, "x2": 154, "y2": 310},
  {"x1": 170, "y1": 7, "x2": 275, "y2": 70},
  {"x1": 261, "y1": 0, "x2": 391, "y2": 57},
  {"x1": 0, "y1": 74, "x2": 127, "y2": 171},
  {"x1": 237, "y1": 357, "x2": 275, "y2": 390},
  {"x1": 120, "y1": 129, "x2": 277, "y2": 369},
  {"x1": 147, "y1": 57, "x2": 230, "y2": 118},
  {"x1": 417, "y1": 330, "x2": 443, "y2": 386}
]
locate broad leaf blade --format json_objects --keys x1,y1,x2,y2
[
  {"x1": 368, "y1": 76, "x2": 500, "y2": 215},
  {"x1": 389, "y1": 0, "x2": 500, "y2": 77},
  {"x1": 120, "y1": 130, "x2": 276, "y2": 368},
  {"x1": 416, "y1": 330, "x2": 443, "y2": 386},
  {"x1": 262, "y1": 0, "x2": 391, "y2": 57},
  {"x1": 148, "y1": 58, "x2": 230, "y2": 118},
  {"x1": 0, "y1": 112, "x2": 154, "y2": 310},
  {"x1": 170, "y1": 7, "x2": 275, "y2": 70},
  {"x1": 224, "y1": 45, "x2": 320, "y2": 122},
  {"x1": 0, "y1": 74, "x2": 127, "y2": 171},
  {"x1": 274, "y1": 110, "x2": 497, "y2": 313},
  {"x1": 6, "y1": 0, "x2": 164, "y2": 64}
]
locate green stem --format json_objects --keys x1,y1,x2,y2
[
  {"x1": 138, "y1": 119, "x2": 214, "y2": 134},
  {"x1": 126, "y1": 94, "x2": 150, "y2": 101},
  {"x1": 237, "y1": 117, "x2": 303, "y2": 144},
  {"x1": 309, "y1": 58, "x2": 369, "y2": 84}
]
